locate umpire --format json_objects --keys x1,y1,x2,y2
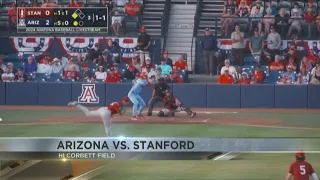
[{"x1": 147, "y1": 77, "x2": 170, "y2": 116}]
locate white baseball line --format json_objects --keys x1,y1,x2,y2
[{"x1": 213, "y1": 152, "x2": 233, "y2": 161}]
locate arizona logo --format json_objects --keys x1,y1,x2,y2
[
  {"x1": 10, "y1": 37, "x2": 53, "y2": 56},
  {"x1": 78, "y1": 84, "x2": 99, "y2": 103},
  {"x1": 57, "y1": 37, "x2": 103, "y2": 56}
]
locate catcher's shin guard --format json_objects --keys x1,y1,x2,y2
[{"x1": 180, "y1": 104, "x2": 193, "y2": 115}]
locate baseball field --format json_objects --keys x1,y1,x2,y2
[{"x1": 0, "y1": 106, "x2": 320, "y2": 179}]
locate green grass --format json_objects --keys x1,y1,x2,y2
[
  {"x1": 92, "y1": 153, "x2": 320, "y2": 180},
  {"x1": 1, "y1": 109, "x2": 320, "y2": 179},
  {"x1": 0, "y1": 124, "x2": 320, "y2": 137}
]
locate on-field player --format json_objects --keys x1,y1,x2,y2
[
  {"x1": 147, "y1": 77, "x2": 170, "y2": 116},
  {"x1": 128, "y1": 71, "x2": 150, "y2": 120},
  {"x1": 286, "y1": 151, "x2": 319, "y2": 180},
  {"x1": 67, "y1": 96, "x2": 130, "y2": 137},
  {"x1": 157, "y1": 90, "x2": 196, "y2": 117}
]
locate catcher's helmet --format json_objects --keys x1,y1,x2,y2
[
  {"x1": 158, "y1": 77, "x2": 165, "y2": 83},
  {"x1": 123, "y1": 96, "x2": 130, "y2": 102}
]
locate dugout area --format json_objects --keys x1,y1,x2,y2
[{"x1": 0, "y1": 106, "x2": 320, "y2": 179}]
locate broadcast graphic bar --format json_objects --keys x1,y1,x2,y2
[{"x1": 0, "y1": 138, "x2": 319, "y2": 152}]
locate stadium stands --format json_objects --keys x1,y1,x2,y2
[{"x1": 0, "y1": 0, "x2": 319, "y2": 86}]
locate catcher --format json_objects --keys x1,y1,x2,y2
[
  {"x1": 67, "y1": 96, "x2": 130, "y2": 137},
  {"x1": 157, "y1": 90, "x2": 196, "y2": 117}
]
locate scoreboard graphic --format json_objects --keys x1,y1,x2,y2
[{"x1": 17, "y1": 7, "x2": 109, "y2": 33}]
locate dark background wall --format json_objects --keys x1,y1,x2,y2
[{"x1": 1, "y1": 82, "x2": 319, "y2": 108}]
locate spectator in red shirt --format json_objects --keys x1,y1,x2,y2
[
  {"x1": 236, "y1": 0, "x2": 251, "y2": 6},
  {"x1": 125, "y1": 0, "x2": 140, "y2": 16},
  {"x1": 64, "y1": 65, "x2": 80, "y2": 81},
  {"x1": 167, "y1": 69, "x2": 182, "y2": 83},
  {"x1": 113, "y1": 63, "x2": 122, "y2": 78},
  {"x1": 300, "y1": 56, "x2": 312, "y2": 72},
  {"x1": 303, "y1": 8, "x2": 317, "y2": 38},
  {"x1": 252, "y1": 66, "x2": 264, "y2": 83},
  {"x1": 286, "y1": 151, "x2": 319, "y2": 180},
  {"x1": 141, "y1": 57, "x2": 155, "y2": 70},
  {"x1": 237, "y1": 72, "x2": 250, "y2": 84},
  {"x1": 218, "y1": 69, "x2": 234, "y2": 84},
  {"x1": 174, "y1": 55, "x2": 188, "y2": 70},
  {"x1": 105, "y1": 68, "x2": 121, "y2": 83},
  {"x1": 270, "y1": 55, "x2": 285, "y2": 71},
  {"x1": 7, "y1": 3, "x2": 16, "y2": 31},
  {"x1": 69, "y1": 0, "x2": 82, "y2": 7},
  {"x1": 306, "y1": 49, "x2": 319, "y2": 66}
]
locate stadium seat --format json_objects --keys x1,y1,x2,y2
[
  {"x1": 49, "y1": 73, "x2": 63, "y2": 80},
  {"x1": 278, "y1": 1, "x2": 291, "y2": 9},
  {"x1": 35, "y1": 73, "x2": 49, "y2": 80},
  {"x1": 6, "y1": 54, "x2": 20, "y2": 61},
  {"x1": 61, "y1": 79, "x2": 75, "y2": 82},
  {"x1": 124, "y1": 16, "x2": 139, "y2": 31},
  {"x1": 267, "y1": 71, "x2": 281, "y2": 84}
]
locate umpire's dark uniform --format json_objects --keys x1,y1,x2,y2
[{"x1": 147, "y1": 78, "x2": 170, "y2": 116}]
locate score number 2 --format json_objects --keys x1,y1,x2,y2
[
  {"x1": 46, "y1": 20, "x2": 49, "y2": 26},
  {"x1": 300, "y1": 165, "x2": 306, "y2": 175}
]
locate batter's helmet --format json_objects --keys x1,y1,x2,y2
[{"x1": 123, "y1": 96, "x2": 130, "y2": 102}]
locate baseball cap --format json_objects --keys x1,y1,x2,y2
[
  {"x1": 156, "y1": 67, "x2": 162, "y2": 71},
  {"x1": 295, "y1": 151, "x2": 305, "y2": 157},
  {"x1": 146, "y1": 57, "x2": 151, "y2": 60},
  {"x1": 140, "y1": 26, "x2": 146, "y2": 31},
  {"x1": 53, "y1": 58, "x2": 60, "y2": 62},
  {"x1": 270, "y1": 25, "x2": 275, "y2": 29},
  {"x1": 18, "y1": 68, "x2": 23, "y2": 71},
  {"x1": 163, "y1": 50, "x2": 168, "y2": 54},
  {"x1": 224, "y1": 59, "x2": 230, "y2": 63},
  {"x1": 256, "y1": 6, "x2": 260, "y2": 9},
  {"x1": 109, "y1": 67, "x2": 115, "y2": 71},
  {"x1": 254, "y1": 27, "x2": 259, "y2": 32},
  {"x1": 123, "y1": 96, "x2": 130, "y2": 102},
  {"x1": 82, "y1": 64, "x2": 89, "y2": 68},
  {"x1": 113, "y1": 63, "x2": 118, "y2": 67},
  {"x1": 205, "y1": 28, "x2": 211, "y2": 31}
]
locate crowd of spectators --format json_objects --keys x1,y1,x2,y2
[
  {"x1": 221, "y1": 0, "x2": 320, "y2": 37},
  {"x1": 0, "y1": 37, "x2": 188, "y2": 84},
  {"x1": 6, "y1": 0, "x2": 143, "y2": 35}
]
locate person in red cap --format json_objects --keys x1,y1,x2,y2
[
  {"x1": 286, "y1": 151, "x2": 319, "y2": 180},
  {"x1": 105, "y1": 67, "x2": 121, "y2": 83},
  {"x1": 67, "y1": 96, "x2": 130, "y2": 137},
  {"x1": 162, "y1": 51, "x2": 173, "y2": 67},
  {"x1": 124, "y1": 0, "x2": 140, "y2": 16},
  {"x1": 137, "y1": 26, "x2": 151, "y2": 64}
]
